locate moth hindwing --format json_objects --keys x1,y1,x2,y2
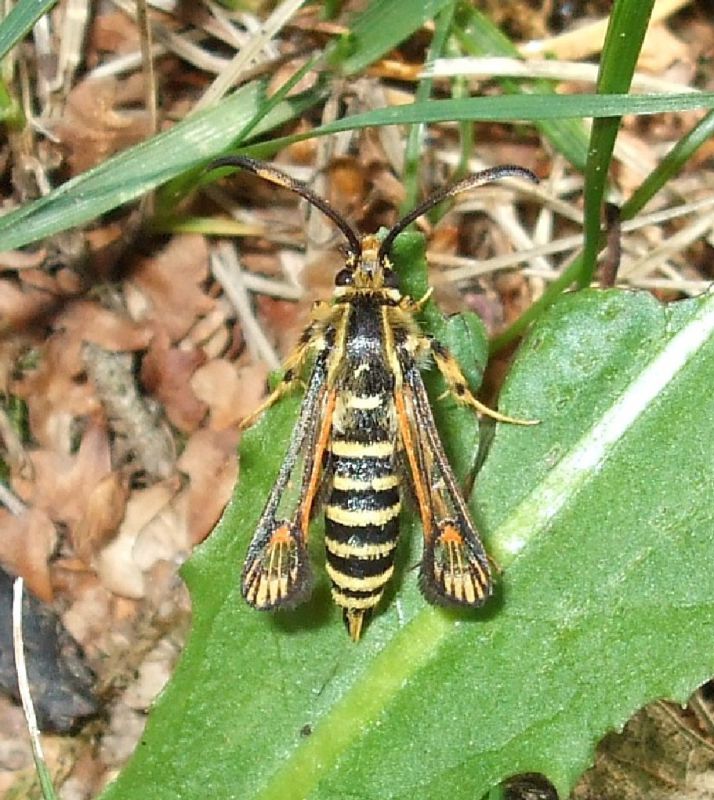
[{"x1": 209, "y1": 155, "x2": 539, "y2": 641}]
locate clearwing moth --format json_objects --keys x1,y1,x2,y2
[{"x1": 208, "y1": 155, "x2": 538, "y2": 641}]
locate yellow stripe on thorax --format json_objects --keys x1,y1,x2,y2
[{"x1": 345, "y1": 393, "x2": 384, "y2": 410}]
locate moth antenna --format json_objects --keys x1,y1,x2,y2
[
  {"x1": 377, "y1": 165, "x2": 538, "y2": 262},
  {"x1": 206, "y1": 155, "x2": 363, "y2": 259}
]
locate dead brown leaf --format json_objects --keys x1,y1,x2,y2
[
  {"x1": 190, "y1": 358, "x2": 266, "y2": 430},
  {"x1": 59, "y1": 576, "x2": 115, "y2": 653},
  {"x1": 255, "y1": 295, "x2": 303, "y2": 357},
  {"x1": 18, "y1": 268, "x2": 59, "y2": 293},
  {"x1": 132, "y1": 485, "x2": 188, "y2": 571},
  {"x1": 140, "y1": 329, "x2": 207, "y2": 432},
  {"x1": 12, "y1": 419, "x2": 113, "y2": 537},
  {"x1": 0, "y1": 339, "x2": 26, "y2": 396},
  {"x1": 12, "y1": 333, "x2": 99, "y2": 449},
  {"x1": 0, "y1": 278, "x2": 58, "y2": 336},
  {"x1": 58, "y1": 300, "x2": 154, "y2": 351},
  {"x1": 96, "y1": 479, "x2": 185, "y2": 599},
  {"x1": 0, "y1": 248, "x2": 47, "y2": 270},
  {"x1": 0, "y1": 507, "x2": 57, "y2": 601},
  {"x1": 126, "y1": 234, "x2": 214, "y2": 341},
  {"x1": 88, "y1": 11, "x2": 141, "y2": 59},
  {"x1": 0, "y1": 696, "x2": 32, "y2": 776},
  {"x1": 72, "y1": 472, "x2": 129, "y2": 562},
  {"x1": 51, "y1": 77, "x2": 151, "y2": 175},
  {"x1": 326, "y1": 156, "x2": 367, "y2": 216},
  {"x1": 177, "y1": 428, "x2": 238, "y2": 544}
]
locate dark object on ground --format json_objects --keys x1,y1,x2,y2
[{"x1": 0, "y1": 566, "x2": 99, "y2": 732}]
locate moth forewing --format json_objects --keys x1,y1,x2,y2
[
  {"x1": 241, "y1": 349, "x2": 331, "y2": 610},
  {"x1": 400, "y1": 360, "x2": 492, "y2": 608}
]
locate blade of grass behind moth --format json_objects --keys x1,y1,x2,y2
[
  {"x1": 153, "y1": 54, "x2": 323, "y2": 220},
  {"x1": 243, "y1": 91, "x2": 714, "y2": 161},
  {"x1": 401, "y1": 2, "x2": 457, "y2": 213},
  {"x1": 579, "y1": 0, "x2": 656, "y2": 287},
  {"x1": 4, "y1": 90, "x2": 714, "y2": 253},
  {"x1": 0, "y1": 79, "x2": 327, "y2": 251},
  {"x1": 491, "y1": 111, "x2": 714, "y2": 353},
  {"x1": 327, "y1": 0, "x2": 455, "y2": 75},
  {"x1": 621, "y1": 109, "x2": 714, "y2": 221},
  {"x1": 453, "y1": 5, "x2": 590, "y2": 171},
  {"x1": 0, "y1": 0, "x2": 58, "y2": 62}
]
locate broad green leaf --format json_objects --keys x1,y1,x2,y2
[{"x1": 99, "y1": 224, "x2": 714, "y2": 797}]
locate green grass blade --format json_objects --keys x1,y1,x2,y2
[
  {"x1": 454, "y1": 6, "x2": 590, "y2": 170},
  {"x1": 493, "y1": 110, "x2": 714, "y2": 353},
  {"x1": 245, "y1": 92, "x2": 714, "y2": 158},
  {"x1": 621, "y1": 108, "x2": 714, "y2": 220},
  {"x1": 331, "y1": 0, "x2": 454, "y2": 74},
  {"x1": 401, "y1": 2, "x2": 456, "y2": 211},
  {"x1": 3, "y1": 92, "x2": 713, "y2": 254},
  {"x1": 580, "y1": 0, "x2": 656, "y2": 287},
  {"x1": 0, "y1": 80, "x2": 325, "y2": 251},
  {"x1": 0, "y1": 0, "x2": 57, "y2": 62}
]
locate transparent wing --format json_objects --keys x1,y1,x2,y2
[
  {"x1": 396, "y1": 361, "x2": 492, "y2": 608},
  {"x1": 242, "y1": 352, "x2": 335, "y2": 610}
]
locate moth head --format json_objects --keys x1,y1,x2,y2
[{"x1": 332, "y1": 234, "x2": 400, "y2": 295}]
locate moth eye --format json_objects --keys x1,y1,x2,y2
[
  {"x1": 335, "y1": 268, "x2": 354, "y2": 286},
  {"x1": 383, "y1": 270, "x2": 399, "y2": 289}
]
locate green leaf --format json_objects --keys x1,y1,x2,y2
[
  {"x1": 3, "y1": 91, "x2": 714, "y2": 253},
  {"x1": 248, "y1": 91, "x2": 714, "y2": 159},
  {"x1": 99, "y1": 227, "x2": 714, "y2": 797}
]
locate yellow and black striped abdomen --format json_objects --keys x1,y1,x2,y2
[{"x1": 325, "y1": 393, "x2": 400, "y2": 641}]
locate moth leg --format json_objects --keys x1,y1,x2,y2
[
  {"x1": 407, "y1": 287, "x2": 434, "y2": 313},
  {"x1": 239, "y1": 372, "x2": 304, "y2": 430},
  {"x1": 428, "y1": 337, "x2": 538, "y2": 426},
  {"x1": 239, "y1": 321, "x2": 323, "y2": 430}
]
